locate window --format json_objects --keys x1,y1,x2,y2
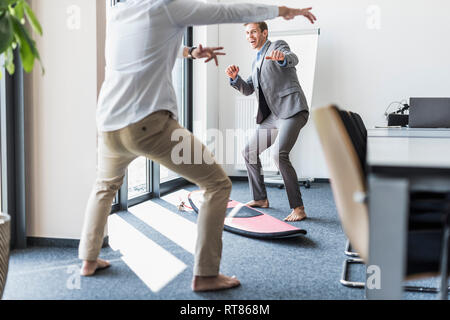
[{"x1": 128, "y1": 157, "x2": 149, "y2": 199}]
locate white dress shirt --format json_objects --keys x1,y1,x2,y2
[{"x1": 96, "y1": 0, "x2": 279, "y2": 132}]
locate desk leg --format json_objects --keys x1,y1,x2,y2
[{"x1": 366, "y1": 175, "x2": 409, "y2": 300}]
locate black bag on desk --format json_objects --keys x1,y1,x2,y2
[
  {"x1": 409, "y1": 98, "x2": 450, "y2": 128},
  {"x1": 388, "y1": 114, "x2": 409, "y2": 127}
]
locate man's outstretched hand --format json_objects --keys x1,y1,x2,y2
[
  {"x1": 278, "y1": 6, "x2": 317, "y2": 23},
  {"x1": 192, "y1": 44, "x2": 226, "y2": 66},
  {"x1": 265, "y1": 50, "x2": 285, "y2": 61}
]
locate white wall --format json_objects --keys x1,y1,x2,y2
[
  {"x1": 26, "y1": 0, "x2": 105, "y2": 239},
  {"x1": 217, "y1": 0, "x2": 450, "y2": 178}
]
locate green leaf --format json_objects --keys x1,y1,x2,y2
[
  {"x1": 5, "y1": 46, "x2": 14, "y2": 74},
  {"x1": 11, "y1": 0, "x2": 24, "y2": 21},
  {"x1": 23, "y1": 1, "x2": 41, "y2": 35},
  {"x1": 11, "y1": 14, "x2": 34, "y2": 72},
  {"x1": 0, "y1": 11, "x2": 13, "y2": 53},
  {"x1": 0, "y1": 1, "x2": 43, "y2": 77},
  {"x1": 0, "y1": 0, "x2": 18, "y2": 10},
  {"x1": 0, "y1": 1, "x2": 10, "y2": 10}
]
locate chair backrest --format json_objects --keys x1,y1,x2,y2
[
  {"x1": 350, "y1": 112, "x2": 368, "y2": 141},
  {"x1": 313, "y1": 105, "x2": 369, "y2": 261},
  {"x1": 349, "y1": 112, "x2": 368, "y2": 170},
  {"x1": 337, "y1": 110, "x2": 367, "y2": 172}
]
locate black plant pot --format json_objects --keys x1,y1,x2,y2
[{"x1": 0, "y1": 213, "x2": 11, "y2": 299}]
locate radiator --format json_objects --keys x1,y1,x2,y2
[{"x1": 234, "y1": 96, "x2": 278, "y2": 172}]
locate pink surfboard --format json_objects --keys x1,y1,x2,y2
[{"x1": 188, "y1": 190, "x2": 307, "y2": 239}]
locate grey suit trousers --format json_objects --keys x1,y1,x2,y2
[{"x1": 243, "y1": 110, "x2": 309, "y2": 208}]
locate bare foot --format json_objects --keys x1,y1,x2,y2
[
  {"x1": 246, "y1": 199, "x2": 269, "y2": 208},
  {"x1": 192, "y1": 274, "x2": 241, "y2": 292},
  {"x1": 284, "y1": 206, "x2": 307, "y2": 222},
  {"x1": 80, "y1": 258, "x2": 111, "y2": 276}
]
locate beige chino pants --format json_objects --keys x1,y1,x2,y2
[{"x1": 78, "y1": 110, "x2": 232, "y2": 276}]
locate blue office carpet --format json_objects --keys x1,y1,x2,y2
[{"x1": 2, "y1": 181, "x2": 443, "y2": 300}]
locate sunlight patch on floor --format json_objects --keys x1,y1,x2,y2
[
  {"x1": 128, "y1": 198, "x2": 197, "y2": 254},
  {"x1": 108, "y1": 214, "x2": 187, "y2": 292}
]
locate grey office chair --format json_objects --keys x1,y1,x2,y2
[{"x1": 314, "y1": 105, "x2": 450, "y2": 299}]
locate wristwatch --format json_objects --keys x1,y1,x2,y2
[{"x1": 188, "y1": 46, "x2": 197, "y2": 59}]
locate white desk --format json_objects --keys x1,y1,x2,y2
[
  {"x1": 366, "y1": 132, "x2": 450, "y2": 299},
  {"x1": 369, "y1": 137, "x2": 450, "y2": 169},
  {"x1": 368, "y1": 128, "x2": 450, "y2": 138}
]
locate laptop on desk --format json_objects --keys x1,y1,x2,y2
[{"x1": 409, "y1": 98, "x2": 450, "y2": 128}]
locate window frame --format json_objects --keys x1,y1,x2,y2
[{"x1": 0, "y1": 50, "x2": 27, "y2": 249}]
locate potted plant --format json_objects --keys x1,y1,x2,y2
[{"x1": 0, "y1": 0, "x2": 42, "y2": 299}]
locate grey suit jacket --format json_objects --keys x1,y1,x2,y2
[{"x1": 231, "y1": 40, "x2": 309, "y2": 120}]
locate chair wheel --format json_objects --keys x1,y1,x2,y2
[{"x1": 304, "y1": 181, "x2": 311, "y2": 189}]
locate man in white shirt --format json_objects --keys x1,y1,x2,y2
[{"x1": 79, "y1": 0, "x2": 316, "y2": 292}]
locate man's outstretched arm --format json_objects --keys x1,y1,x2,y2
[
  {"x1": 265, "y1": 40, "x2": 299, "y2": 68},
  {"x1": 165, "y1": 0, "x2": 317, "y2": 27},
  {"x1": 181, "y1": 44, "x2": 226, "y2": 66}
]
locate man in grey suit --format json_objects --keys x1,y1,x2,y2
[{"x1": 226, "y1": 22, "x2": 310, "y2": 222}]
